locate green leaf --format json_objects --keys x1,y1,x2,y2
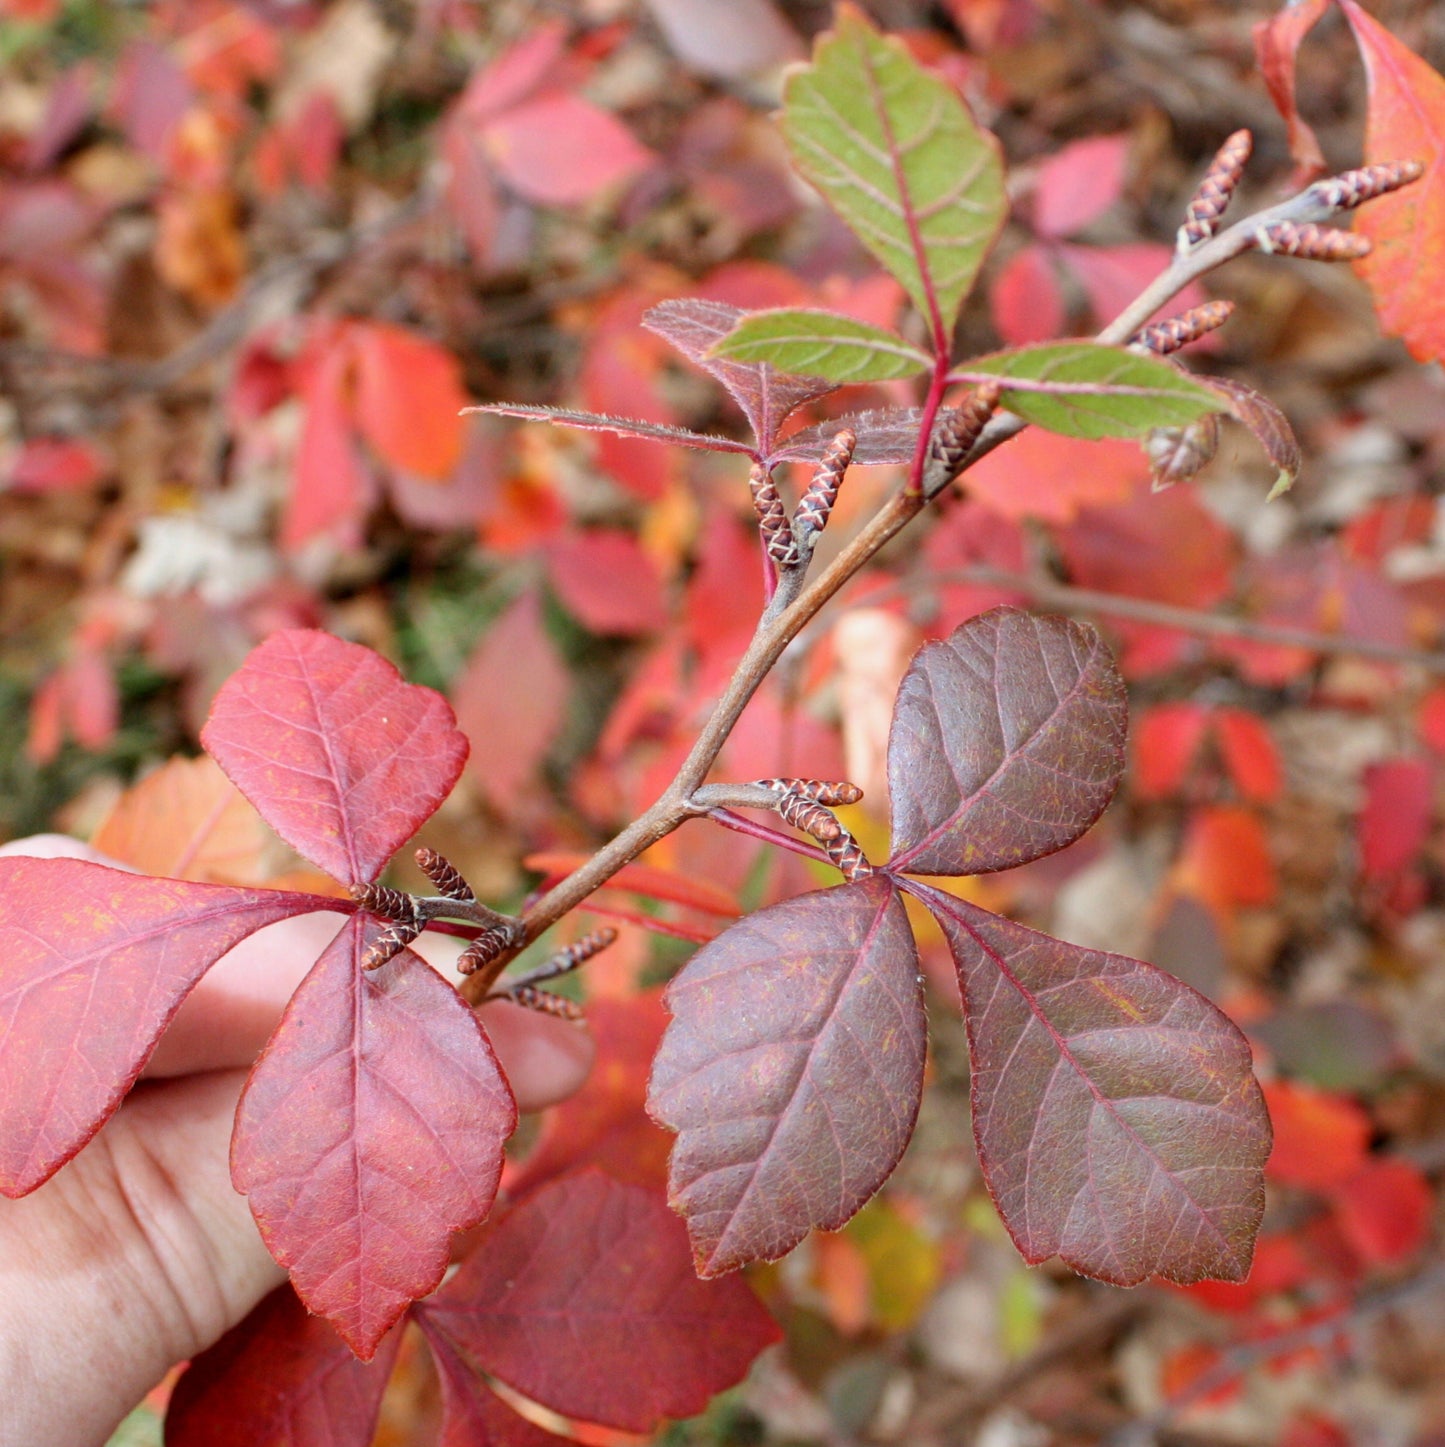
[
  {"x1": 711, "y1": 309, "x2": 930, "y2": 383},
  {"x1": 957, "y1": 343, "x2": 1222, "y2": 438},
  {"x1": 782, "y1": 5, "x2": 1006, "y2": 342}
]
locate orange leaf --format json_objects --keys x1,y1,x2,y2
[
  {"x1": 350, "y1": 322, "x2": 468, "y2": 479},
  {"x1": 1343, "y1": 2, "x2": 1445, "y2": 363},
  {"x1": 963, "y1": 427, "x2": 1149, "y2": 524},
  {"x1": 91, "y1": 755, "x2": 273, "y2": 885},
  {"x1": 1132, "y1": 701, "x2": 1210, "y2": 799},
  {"x1": 1263, "y1": 1079, "x2": 1370, "y2": 1191},
  {"x1": 1173, "y1": 804, "x2": 1276, "y2": 917},
  {"x1": 1214, "y1": 709, "x2": 1282, "y2": 803}
]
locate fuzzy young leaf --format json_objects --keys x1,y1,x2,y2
[
  {"x1": 1205, "y1": 376, "x2": 1301, "y2": 497},
  {"x1": 959, "y1": 342, "x2": 1222, "y2": 438},
  {"x1": 782, "y1": 4, "x2": 1006, "y2": 340},
  {"x1": 231, "y1": 914, "x2": 515, "y2": 1358},
  {"x1": 712, "y1": 308, "x2": 930, "y2": 382},
  {"x1": 202, "y1": 630, "x2": 469, "y2": 886},
  {"x1": 467, "y1": 400, "x2": 757, "y2": 456},
  {"x1": 1340, "y1": 1, "x2": 1445, "y2": 364},
  {"x1": 887, "y1": 608, "x2": 1127, "y2": 876},
  {"x1": 648, "y1": 876, "x2": 925, "y2": 1276},
  {"x1": 165, "y1": 1286, "x2": 400, "y2": 1447},
  {"x1": 922, "y1": 886, "x2": 1270, "y2": 1285},
  {"x1": 420, "y1": 1171, "x2": 781, "y2": 1431},
  {"x1": 0, "y1": 859, "x2": 338, "y2": 1197},
  {"x1": 772, "y1": 406, "x2": 925, "y2": 466},
  {"x1": 642, "y1": 298, "x2": 837, "y2": 451}
]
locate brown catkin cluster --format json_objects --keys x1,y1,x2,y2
[{"x1": 1132, "y1": 299, "x2": 1236, "y2": 355}]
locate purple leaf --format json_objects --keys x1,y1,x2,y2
[
  {"x1": 770, "y1": 406, "x2": 926, "y2": 466},
  {"x1": 419, "y1": 1327, "x2": 574, "y2": 1447},
  {"x1": 0, "y1": 859, "x2": 338, "y2": 1197},
  {"x1": 421, "y1": 1171, "x2": 780, "y2": 1432},
  {"x1": 918, "y1": 883, "x2": 1269, "y2": 1285},
  {"x1": 231, "y1": 915, "x2": 515, "y2": 1358},
  {"x1": 201, "y1": 630, "x2": 468, "y2": 886},
  {"x1": 466, "y1": 401, "x2": 756, "y2": 455},
  {"x1": 648, "y1": 877, "x2": 925, "y2": 1276},
  {"x1": 887, "y1": 608, "x2": 1127, "y2": 875},
  {"x1": 643, "y1": 298, "x2": 838, "y2": 451}
]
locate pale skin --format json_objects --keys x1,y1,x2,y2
[{"x1": 0, "y1": 837, "x2": 595, "y2": 1447}]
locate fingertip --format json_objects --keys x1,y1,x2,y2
[{"x1": 479, "y1": 1000, "x2": 595, "y2": 1111}]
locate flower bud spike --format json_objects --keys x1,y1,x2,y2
[
  {"x1": 1177, "y1": 129, "x2": 1252, "y2": 252},
  {"x1": 349, "y1": 882, "x2": 419, "y2": 921},
  {"x1": 457, "y1": 925, "x2": 514, "y2": 977},
  {"x1": 754, "y1": 778, "x2": 864, "y2": 806},
  {"x1": 1131, "y1": 299, "x2": 1235, "y2": 355},
  {"x1": 749, "y1": 461, "x2": 801, "y2": 568},
  {"x1": 1252, "y1": 221, "x2": 1371, "y2": 260},
  {"x1": 360, "y1": 915, "x2": 426, "y2": 971},
  {"x1": 492, "y1": 985, "x2": 585, "y2": 1023},
  {"x1": 825, "y1": 830, "x2": 873, "y2": 883},
  {"x1": 414, "y1": 847, "x2": 474, "y2": 902},
  {"x1": 529, "y1": 926, "x2": 618, "y2": 984},
  {"x1": 1308, "y1": 159, "x2": 1424, "y2": 212},
  {"x1": 924, "y1": 380, "x2": 1003, "y2": 489},
  {"x1": 775, "y1": 789, "x2": 844, "y2": 843},
  {"x1": 794, "y1": 429, "x2": 856, "y2": 548}
]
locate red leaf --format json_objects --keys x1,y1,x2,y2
[
  {"x1": 1419, "y1": 685, "x2": 1445, "y2": 755},
  {"x1": 1132, "y1": 702, "x2": 1210, "y2": 800},
  {"x1": 1359, "y1": 757, "x2": 1434, "y2": 882},
  {"x1": 484, "y1": 92, "x2": 652, "y2": 207},
  {"x1": 1262, "y1": 1079, "x2": 1370, "y2": 1191},
  {"x1": 963, "y1": 427, "x2": 1149, "y2": 523},
  {"x1": 545, "y1": 530, "x2": 668, "y2": 636},
  {"x1": 420, "y1": 1171, "x2": 780, "y2": 1431},
  {"x1": 350, "y1": 322, "x2": 469, "y2": 479},
  {"x1": 165, "y1": 1285, "x2": 400, "y2": 1446},
  {"x1": 1252, "y1": 0, "x2": 1330, "y2": 179},
  {"x1": 924, "y1": 885, "x2": 1270, "y2": 1284},
  {"x1": 1342, "y1": 1, "x2": 1445, "y2": 363},
  {"x1": 286, "y1": 338, "x2": 371, "y2": 550},
  {"x1": 1032, "y1": 134, "x2": 1129, "y2": 238},
  {"x1": 1214, "y1": 709, "x2": 1283, "y2": 803},
  {"x1": 522, "y1": 854, "x2": 739, "y2": 918},
  {"x1": 887, "y1": 609, "x2": 1127, "y2": 875},
  {"x1": 451, "y1": 590, "x2": 570, "y2": 815},
  {"x1": 8, "y1": 436, "x2": 106, "y2": 492},
  {"x1": 1329, "y1": 1156, "x2": 1432, "y2": 1265},
  {"x1": 422, "y1": 1328, "x2": 574, "y2": 1447},
  {"x1": 202, "y1": 630, "x2": 469, "y2": 886},
  {"x1": 0, "y1": 859, "x2": 333, "y2": 1196},
  {"x1": 459, "y1": 22, "x2": 567, "y2": 121},
  {"x1": 990, "y1": 244, "x2": 1066, "y2": 346},
  {"x1": 1060, "y1": 241, "x2": 1212, "y2": 334},
  {"x1": 508, "y1": 992, "x2": 674, "y2": 1196},
  {"x1": 648, "y1": 878, "x2": 925, "y2": 1275},
  {"x1": 231, "y1": 915, "x2": 515, "y2": 1358}
]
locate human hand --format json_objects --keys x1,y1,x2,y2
[{"x1": 0, "y1": 837, "x2": 593, "y2": 1447}]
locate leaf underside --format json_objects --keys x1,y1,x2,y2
[
  {"x1": 783, "y1": 5, "x2": 1005, "y2": 336},
  {"x1": 770, "y1": 406, "x2": 925, "y2": 466},
  {"x1": 420, "y1": 1171, "x2": 781, "y2": 1432},
  {"x1": 887, "y1": 608, "x2": 1127, "y2": 875},
  {"x1": 201, "y1": 629, "x2": 469, "y2": 886},
  {"x1": 0, "y1": 858, "x2": 335, "y2": 1197},
  {"x1": 962, "y1": 342, "x2": 1222, "y2": 438},
  {"x1": 1204, "y1": 376, "x2": 1301, "y2": 496},
  {"x1": 231, "y1": 914, "x2": 516, "y2": 1359},
  {"x1": 642, "y1": 297, "x2": 838, "y2": 452},
  {"x1": 648, "y1": 876, "x2": 926, "y2": 1277},
  {"x1": 928, "y1": 888, "x2": 1269, "y2": 1285}
]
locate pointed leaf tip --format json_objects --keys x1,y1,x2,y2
[
  {"x1": 202, "y1": 630, "x2": 468, "y2": 886},
  {"x1": 888, "y1": 608, "x2": 1127, "y2": 875},
  {"x1": 783, "y1": 6, "x2": 1005, "y2": 339},
  {"x1": 649, "y1": 876, "x2": 926, "y2": 1276}
]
